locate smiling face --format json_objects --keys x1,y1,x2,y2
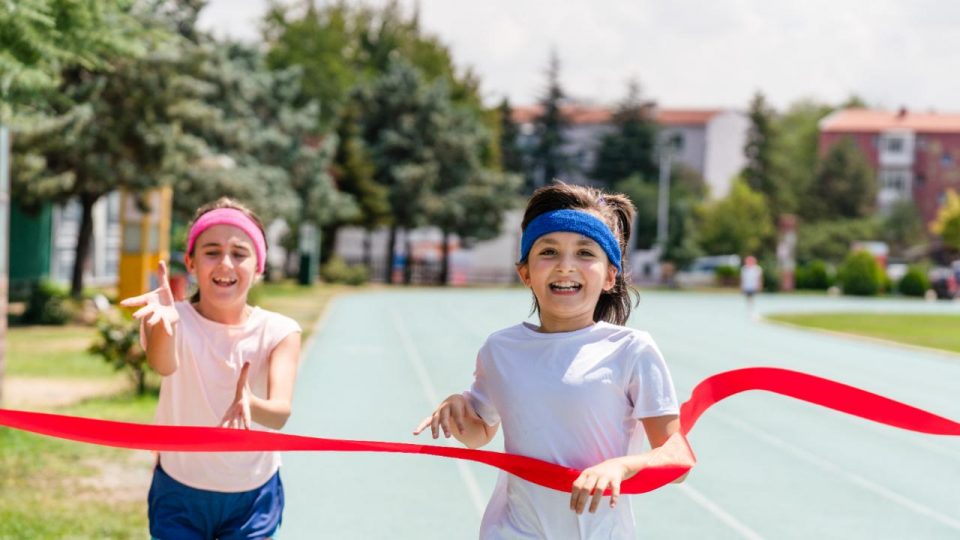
[
  {"x1": 517, "y1": 231, "x2": 617, "y2": 332},
  {"x1": 185, "y1": 224, "x2": 259, "y2": 311}
]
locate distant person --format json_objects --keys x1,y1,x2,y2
[
  {"x1": 740, "y1": 255, "x2": 763, "y2": 310},
  {"x1": 414, "y1": 182, "x2": 684, "y2": 539},
  {"x1": 121, "y1": 197, "x2": 302, "y2": 540}
]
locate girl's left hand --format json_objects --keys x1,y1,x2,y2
[
  {"x1": 220, "y1": 362, "x2": 252, "y2": 429},
  {"x1": 570, "y1": 458, "x2": 633, "y2": 514}
]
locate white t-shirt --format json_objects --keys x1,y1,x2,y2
[
  {"x1": 147, "y1": 302, "x2": 301, "y2": 492},
  {"x1": 465, "y1": 321, "x2": 679, "y2": 540},
  {"x1": 741, "y1": 264, "x2": 763, "y2": 293}
]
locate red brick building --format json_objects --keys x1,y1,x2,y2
[{"x1": 819, "y1": 108, "x2": 960, "y2": 225}]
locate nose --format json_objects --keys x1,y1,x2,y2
[{"x1": 555, "y1": 252, "x2": 577, "y2": 272}]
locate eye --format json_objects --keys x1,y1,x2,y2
[
  {"x1": 538, "y1": 248, "x2": 557, "y2": 256},
  {"x1": 579, "y1": 249, "x2": 597, "y2": 257},
  {"x1": 232, "y1": 251, "x2": 249, "y2": 259}
]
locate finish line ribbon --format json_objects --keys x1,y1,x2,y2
[{"x1": 1, "y1": 367, "x2": 958, "y2": 495}]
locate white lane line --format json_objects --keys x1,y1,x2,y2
[
  {"x1": 676, "y1": 484, "x2": 765, "y2": 540},
  {"x1": 714, "y1": 411, "x2": 960, "y2": 532},
  {"x1": 392, "y1": 311, "x2": 487, "y2": 517}
]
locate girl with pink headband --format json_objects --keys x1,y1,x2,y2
[{"x1": 121, "y1": 197, "x2": 302, "y2": 540}]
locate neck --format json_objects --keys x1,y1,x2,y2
[
  {"x1": 193, "y1": 299, "x2": 251, "y2": 325},
  {"x1": 536, "y1": 311, "x2": 596, "y2": 333}
]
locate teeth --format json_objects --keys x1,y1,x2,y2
[
  {"x1": 213, "y1": 277, "x2": 237, "y2": 285},
  {"x1": 550, "y1": 281, "x2": 581, "y2": 290}
]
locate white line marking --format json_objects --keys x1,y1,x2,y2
[
  {"x1": 677, "y1": 484, "x2": 765, "y2": 540},
  {"x1": 714, "y1": 411, "x2": 960, "y2": 532},
  {"x1": 392, "y1": 311, "x2": 487, "y2": 517}
]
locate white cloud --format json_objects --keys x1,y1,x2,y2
[{"x1": 197, "y1": 0, "x2": 960, "y2": 112}]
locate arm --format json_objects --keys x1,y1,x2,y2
[
  {"x1": 221, "y1": 332, "x2": 301, "y2": 431},
  {"x1": 413, "y1": 394, "x2": 499, "y2": 449},
  {"x1": 569, "y1": 414, "x2": 683, "y2": 514},
  {"x1": 120, "y1": 261, "x2": 179, "y2": 376}
]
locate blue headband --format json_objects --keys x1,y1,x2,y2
[{"x1": 519, "y1": 209, "x2": 623, "y2": 273}]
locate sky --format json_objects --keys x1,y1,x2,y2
[{"x1": 197, "y1": 0, "x2": 960, "y2": 112}]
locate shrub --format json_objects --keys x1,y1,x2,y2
[
  {"x1": 21, "y1": 280, "x2": 73, "y2": 325},
  {"x1": 897, "y1": 266, "x2": 930, "y2": 297},
  {"x1": 714, "y1": 265, "x2": 739, "y2": 287},
  {"x1": 88, "y1": 312, "x2": 149, "y2": 395},
  {"x1": 321, "y1": 257, "x2": 369, "y2": 286},
  {"x1": 795, "y1": 260, "x2": 832, "y2": 290},
  {"x1": 838, "y1": 250, "x2": 882, "y2": 296}
]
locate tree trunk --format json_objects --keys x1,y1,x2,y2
[
  {"x1": 70, "y1": 193, "x2": 97, "y2": 298},
  {"x1": 319, "y1": 224, "x2": 338, "y2": 265},
  {"x1": 439, "y1": 229, "x2": 450, "y2": 286},
  {"x1": 403, "y1": 234, "x2": 413, "y2": 285},
  {"x1": 384, "y1": 226, "x2": 397, "y2": 283}
]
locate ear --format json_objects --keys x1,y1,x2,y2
[
  {"x1": 516, "y1": 263, "x2": 532, "y2": 287},
  {"x1": 602, "y1": 263, "x2": 617, "y2": 291},
  {"x1": 184, "y1": 252, "x2": 195, "y2": 273}
]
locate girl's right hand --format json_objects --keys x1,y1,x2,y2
[
  {"x1": 413, "y1": 393, "x2": 479, "y2": 439},
  {"x1": 120, "y1": 260, "x2": 180, "y2": 336}
]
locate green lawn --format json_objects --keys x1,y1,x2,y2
[
  {"x1": 0, "y1": 281, "x2": 344, "y2": 539},
  {"x1": 767, "y1": 312, "x2": 960, "y2": 354}
]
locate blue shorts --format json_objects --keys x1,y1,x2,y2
[{"x1": 148, "y1": 464, "x2": 284, "y2": 540}]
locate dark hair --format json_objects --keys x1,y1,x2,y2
[
  {"x1": 520, "y1": 181, "x2": 638, "y2": 325},
  {"x1": 187, "y1": 197, "x2": 266, "y2": 303}
]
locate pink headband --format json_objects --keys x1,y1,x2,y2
[{"x1": 187, "y1": 208, "x2": 266, "y2": 273}]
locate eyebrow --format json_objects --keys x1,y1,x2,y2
[{"x1": 200, "y1": 242, "x2": 251, "y2": 251}]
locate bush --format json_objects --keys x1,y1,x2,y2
[
  {"x1": 897, "y1": 266, "x2": 930, "y2": 297},
  {"x1": 321, "y1": 257, "x2": 369, "y2": 286},
  {"x1": 795, "y1": 260, "x2": 832, "y2": 290},
  {"x1": 88, "y1": 312, "x2": 149, "y2": 395},
  {"x1": 21, "y1": 280, "x2": 73, "y2": 325},
  {"x1": 838, "y1": 250, "x2": 882, "y2": 296},
  {"x1": 714, "y1": 265, "x2": 739, "y2": 287}
]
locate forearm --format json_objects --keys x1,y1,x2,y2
[
  {"x1": 610, "y1": 448, "x2": 687, "y2": 484},
  {"x1": 145, "y1": 322, "x2": 178, "y2": 376},
  {"x1": 248, "y1": 394, "x2": 292, "y2": 430}
]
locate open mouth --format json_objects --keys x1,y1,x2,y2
[
  {"x1": 549, "y1": 281, "x2": 582, "y2": 293},
  {"x1": 212, "y1": 276, "x2": 238, "y2": 287}
]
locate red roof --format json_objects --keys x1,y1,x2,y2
[
  {"x1": 821, "y1": 108, "x2": 960, "y2": 134},
  {"x1": 512, "y1": 105, "x2": 722, "y2": 126}
]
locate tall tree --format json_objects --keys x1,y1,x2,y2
[
  {"x1": 772, "y1": 99, "x2": 834, "y2": 218},
  {"x1": 811, "y1": 136, "x2": 875, "y2": 220},
  {"x1": 497, "y1": 98, "x2": 523, "y2": 174},
  {"x1": 930, "y1": 189, "x2": 960, "y2": 252},
  {"x1": 529, "y1": 50, "x2": 568, "y2": 190},
  {"x1": 696, "y1": 179, "x2": 774, "y2": 256},
  {"x1": 742, "y1": 92, "x2": 785, "y2": 215},
  {"x1": 592, "y1": 79, "x2": 658, "y2": 186}
]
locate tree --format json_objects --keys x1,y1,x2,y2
[
  {"x1": 529, "y1": 50, "x2": 568, "y2": 190},
  {"x1": 930, "y1": 189, "x2": 960, "y2": 251},
  {"x1": 696, "y1": 180, "x2": 774, "y2": 256},
  {"x1": 742, "y1": 92, "x2": 787, "y2": 215},
  {"x1": 14, "y1": 28, "x2": 209, "y2": 297},
  {"x1": 497, "y1": 98, "x2": 523, "y2": 173},
  {"x1": 881, "y1": 199, "x2": 926, "y2": 256},
  {"x1": 811, "y1": 136, "x2": 875, "y2": 220},
  {"x1": 773, "y1": 99, "x2": 834, "y2": 218},
  {"x1": 592, "y1": 79, "x2": 658, "y2": 186}
]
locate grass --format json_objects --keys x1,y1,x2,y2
[
  {"x1": 0, "y1": 280, "x2": 344, "y2": 539},
  {"x1": 766, "y1": 312, "x2": 960, "y2": 354}
]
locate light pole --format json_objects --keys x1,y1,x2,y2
[{"x1": 656, "y1": 133, "x2": 681, "y2": 259}]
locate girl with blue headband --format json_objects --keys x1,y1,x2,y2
[{"x1": 415, "y1": 182, "x2": 683, "y2": 539}]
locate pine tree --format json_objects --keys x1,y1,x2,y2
[
  {"x1": 530, "y1": 50, "x2": 568, "y2": 190},
  {"x1": 592, "y1": 79, "x2": 658, "y2": 186},
  {"x1": 742, "y1": 92, "x2": 785, "y2": 215},
  {"x1": 497, "y1": 98, "x2": 522, "y2": 173},
  {"x1": 812, "y1": 137, "x2": 875, "y2": 220}
]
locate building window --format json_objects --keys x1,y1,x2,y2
[
  {"x1": 942, "y1": 152, "x2": 954, "y2": 168},
  {"x1": 886, "y1": 137, "x2": 904, "y2": 153}
]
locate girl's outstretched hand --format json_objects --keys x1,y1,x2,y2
[
  {"x1": 570, "y1": 458, "x2": 634, "y2": 514},
  {"x1": 120, "y1": 260, "x2": 180, "y2": 335},
  {"x1": 220, "y1": 362, "x2": 252, "y2": 430},
  {"x1": 413, "y1": 393, "x2": 479, "y2": 439}
]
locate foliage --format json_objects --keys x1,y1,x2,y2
[
  {"x1": 810, "y1": 136, "x2": 875, "y2": 220},
  {"x1": 881, "y1": 199, "x2": 926, "y2": 256},
  {"x1": 88, "y1": 312, "x2": 149, "y2": 395},
  {"x1": 498, "y1": 98, "x2": 523, "y2": 173},
  {"x1": 714, "y1": 265, "x2": 739, "y2": 286},
  {"x1": 695, "y1": 180, "x2": 774, "y2": 257},
  {"x1": 742, "y1": 92, "x2": 787, "y2": 216},
  {"x1": 898, "y1": 266, "x2": 930, "y2": 297},
  {"x1": 772, "y1": 99, "x2": 835, "y2": 219},
  {"x1": 795, "y1": 217, "x2": 880, "y2": 264},
  {"x1": 794, "y1": 260, "x2": 833, "y2": 290},
  {"x1": 528, "y1": 50, "x2": 568, "y2": 190},
  {"x1": 592, "y1": 79, "x2": 658, "y2": 187},
  {"x1": 320, "y1": 257, "x2": 369, "y2": 286},
  {"x1": 838, "y1": 250, "x2": 883, "y2": 296},
  {"x1": 929, "y1": 189, "x2": 960, "y2": 251},
  {"x1": 21, "y1": 280, "x2": 72, "y2": 325}
]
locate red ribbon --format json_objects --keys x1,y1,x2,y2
[{"x1": 1, "y1": 367, "x2": 957, "y2": 494}]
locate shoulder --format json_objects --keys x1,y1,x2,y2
[
  {"x1": 595, "y1": 322, "x2": 657, "y2": 349},
  {"x1": 483, "y1": 323, "x2": 528, "y2": 346},
  {"x1": 255, "y1": 308, "x2": 302, "y2": 336}
]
